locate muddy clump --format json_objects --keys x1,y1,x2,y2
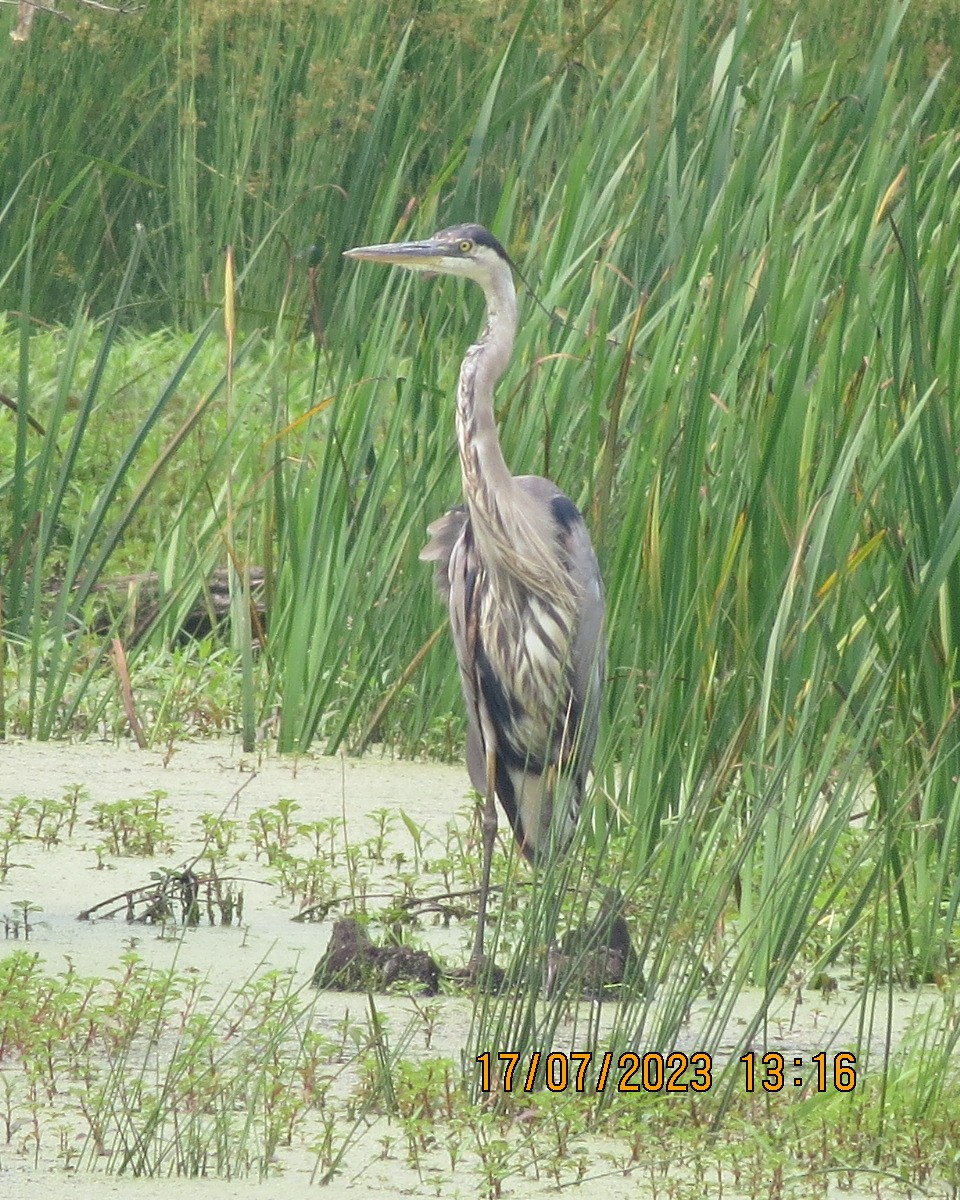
[{"x1": 311, "y1": 917, "x2": 440, "y2": 994}]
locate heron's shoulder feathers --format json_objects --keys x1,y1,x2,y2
[{"x1": 513, "y1": 476, "x2": 600, "y2": 587}]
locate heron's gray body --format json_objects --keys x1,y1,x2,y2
[
  {"x1": 345, "y1": 221, "x2": 605, "y2": 962},
  {"x1": 422, "y1": 476, "x2": 604, "y2": 860}
]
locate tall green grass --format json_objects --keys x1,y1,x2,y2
[{"x1": 1, "y1": 0, "x2": 957, "y2": 327}]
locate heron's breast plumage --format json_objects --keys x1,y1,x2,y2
[{"x1": 477, "y1": 575, "x2": 577, "y2": 767}]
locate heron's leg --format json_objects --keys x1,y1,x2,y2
[{"x1": 471, "y1": 749, "x2": 499, "y2": 969}]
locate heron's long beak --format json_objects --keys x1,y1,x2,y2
[{"x1": 343, "y1": 239, "x2": 446, "y2": 271}]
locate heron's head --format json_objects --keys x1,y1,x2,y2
[{"x1": 344, "y1": 223, "x2": 513, "y2": 291}]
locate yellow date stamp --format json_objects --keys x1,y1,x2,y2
[{"x1": 476, "y1": 1050, "x2": 857, "y2": 1093}]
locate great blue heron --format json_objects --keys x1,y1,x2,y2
[{"x1": 344, "y1": 223, "x2": 605, "y2": 971}]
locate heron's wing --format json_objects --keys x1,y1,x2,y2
[
  {"x1": 564, "y1": 511, "x2": 605, "y2": 776},
  {"x1": 420, "y1": 508, "x2": 487, "y2": 795},
  {"x1": 515, "y1": 476, "x2": 606, "y2": 779}
]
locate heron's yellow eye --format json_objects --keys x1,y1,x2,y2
[{"x1": 459, "y1": 239, "x2": 472, "y2": 253}]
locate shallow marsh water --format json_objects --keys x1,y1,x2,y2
[{"x1": 0, "y1": 740, "x2": 949, "y2": 1199}]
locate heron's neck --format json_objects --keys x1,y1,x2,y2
[
  {"x1": 455, "y1": 274, "x2": 567, "y2": 602},
  {"x1": 455, "y1": 272, "x2": 517, "y2": 521}
]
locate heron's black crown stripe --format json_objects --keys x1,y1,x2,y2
[{"x1": 436, "y1": 222, "x2": 509, "y2": 262}]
